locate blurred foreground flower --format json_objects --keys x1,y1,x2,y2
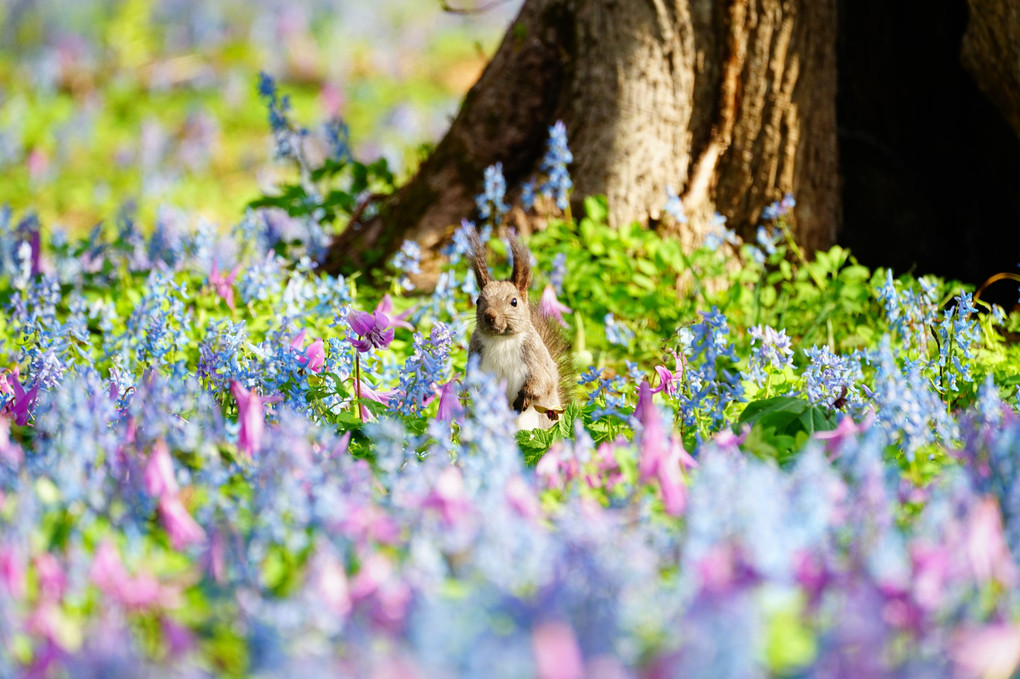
[
  {"x1": 230, "y1": 381, "x2": 279, "y2": 457},
  {"x1": 159, "y1": 496, "x2": 206, "y2": 549}
]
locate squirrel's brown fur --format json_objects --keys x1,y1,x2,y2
[{"x1": 467, "y1": 228, "x2": 572, "y2": 429}]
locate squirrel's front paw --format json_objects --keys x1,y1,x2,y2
[{"x1": 512, "y1": 389, "x2": 532, "y2": 413}]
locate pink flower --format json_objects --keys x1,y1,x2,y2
[
  {"x1": 229, "y1": 381, "x2": 278, "y2": 458},
  {"x1": 535, "y1": 445, "x2": 579, "y2": 491},
  {"x1": 357, "y1": 380, "x2": 395, "y2": 422},
  {"x1": 290, "y1": 329, "x2": 325, "y2": 373},
  {"x1": 951, "y1": 624, "x2": 1020, "y2": 679},
  {"x1": 538, "y1": 284, "x2": 573, "y2": 328},
  {"x1": 0, "y1": 545, "x2": 26, "y2": 599},
  {"x1": 1, "y1": 368, "x2": 37, "y2": 427},
  {"x1": 422, "y1": 467, "x2": 472, "y2": 525},
  {"x1": 90, "y1": 541, "x2": 169, "y2": 610},
  {"x1": 813, "y1": 414, "x2": 872, "y2": 459},
  {"x1": 650, "y1": 350, "x2": 683, "y2": 397},
  {"x1": 967, "y1": 496, "x2": 1017, "y2": 586},
  {"x1": 375, "y1": 294, "x2": 414, "y2": 331},
  {"x1": 0, "y1": 417, "x2": 23, "y2": 467},
  {"x1": 435, "y1": 378, "x2": 461, "y2": 422},
  {"x1": 338, "y1": 505, "x2": 401, "y2": 546},
  {"x1": 505, "y1": 476, "x2": 542, "y2": 521},
  {"x1": 209, "y1": 260, "x2": 240, "y2": 311},
  {"x1": 34, "y1": 553, "x2": 66, "y2": 601},
  {"x1": 532, "y1": 621, "x2": 584, "y2": 679},
  {"x1": 636, "y1": 379, "x2": 689, "y2": 516},
  {"x1": 144, "y1": 439, "x2": 179, "y2": 498},
  {"x1": 311, "y1": 545, "x2": 352, "y2": 618},
  {"x1": 158, "y1": 495, "x2": 206, "y2": 549}
]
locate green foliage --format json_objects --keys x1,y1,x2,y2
[{"x1": 738, "y1": 397, "x2": 837, "y2": 467}]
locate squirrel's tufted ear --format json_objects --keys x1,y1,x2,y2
[
  {"x1": 466, "y1": 226, "x2": 493, "y2": 288},
  {"x1": 508, "y1": 232, "x2": 532, "y2": 294}
]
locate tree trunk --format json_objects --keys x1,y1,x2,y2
[
  {"x1": 961, "y1": 0, "x2": 1020, "y2": 140},
  {"x1": 321, "y1": 0, "x2": 840, "y2": 277}
]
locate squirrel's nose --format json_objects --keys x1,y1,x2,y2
[{"x1": 484, "y1": 309, "x2": 497, "y2": 324}]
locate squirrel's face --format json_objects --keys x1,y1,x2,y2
[{"x1": 476, "y1": 281, "x2": 530, "y2": 336}]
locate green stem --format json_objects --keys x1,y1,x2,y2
[
  {"x1": 354, "y1": 350, "x2": 363, "y2": 423},
  {"x1": 782, "y1": 224, "x2": 826, "y2": 290},
  {"x1": 676, "y1": 248, "x2": 710, "y2": 308}
]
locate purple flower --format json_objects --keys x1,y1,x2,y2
[
  {"x1": 538, "y1": 284, "x2": 572, "y2": 328},
  {"x1": 348, "y1": 308, "x2": 396, "y2": 353},
  {"x1": 1, "y1": 367, "x2": 38, "y2": 426},
  {"x1": 436, "y1": 378, "x2": 462, "y2": 422}
]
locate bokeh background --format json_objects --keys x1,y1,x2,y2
[{"x1": 0, "y1": 0, "x2": 522, "y2": 231}]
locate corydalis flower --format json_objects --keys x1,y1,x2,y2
[
  {"x1": 664, "y1": 185, "x2": 688, "y2": 224},
  {"x1": 476, "y1": 162, "x2": 509, "y2": 224},
  {"x1": 539, "y1": 284, "x2": 572, "y2": 328},
  {"x1": 746, "y1": 324, "x2": 794, "y2": 384}
]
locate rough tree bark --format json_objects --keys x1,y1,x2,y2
[
  {"x1": 961, "y1": 0, "x2": 1020, "y2": 139},
  {"x1": 320, "y1": 0, "x2": 840, "y2": 277}
]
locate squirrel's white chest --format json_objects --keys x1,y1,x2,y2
[{"x1": 477, "y1": 333, "x2": 529, "y2": 405}]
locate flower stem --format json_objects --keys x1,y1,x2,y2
[{"x1": 354, "y1": 351, "x2": 363, "y2": 423}]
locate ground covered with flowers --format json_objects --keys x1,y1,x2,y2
[{"x1": 5, "y1": 16, "x2": 1020, "y2": 679}]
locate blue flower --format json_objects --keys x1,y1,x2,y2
[
  {"x1": 475, "y1": 163, "x2": 510, "y2": 224},
  {"x1": 664, "y1": 185, "x2": 688, "y2": 224},
  {"x1": 390, "y1": 240, "x2": 422, "y2": 291},
  {"x1": 604, "y1": 313, "x2": 634, "y2": 348},
  {"x1": 390, "y1": 323, "x2": 453, "y2": 418},
  {"x1": 536, "y1": 121, "x2": 573, "y2": 211}
]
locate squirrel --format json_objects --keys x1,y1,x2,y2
[{"x1": 467, "y1": 229, "x2": 571, "y2": 431}]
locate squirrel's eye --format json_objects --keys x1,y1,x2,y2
[{"x1": 511, "y1": 298, "x2": 518, "y2": 307}]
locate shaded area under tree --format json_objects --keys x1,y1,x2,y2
[
  {"x1": 322, "y1": 0, "x2": 1020, "y2": 301},
  {"x1": 838, "y1": 0, "x2": 1020, "y2": 306}
]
